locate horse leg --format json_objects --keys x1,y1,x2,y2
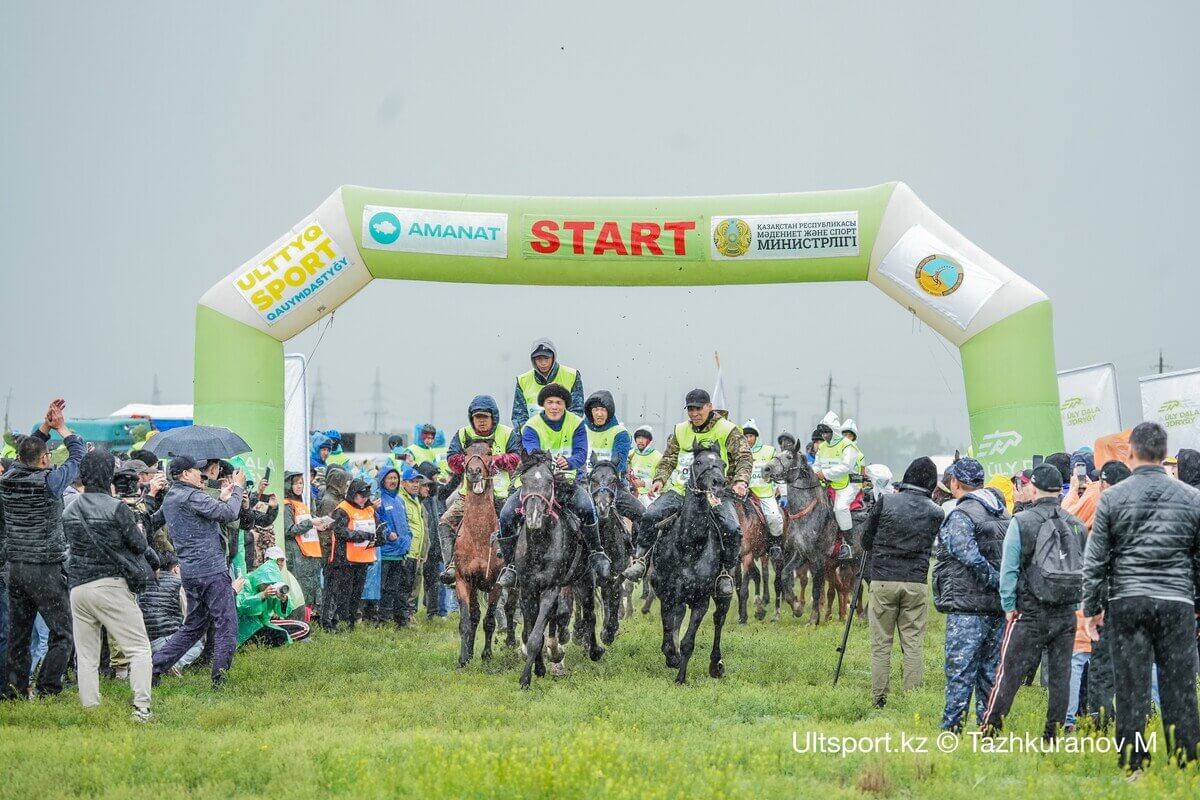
[
  {"x1": 456, "y1": 579, "x2": 474, "y2": 668},
  {"x1": 579, "y1": 575, "x2": 605, "y2": 662},
  {"x1": 600, "y1": 578, "x2": 619, "y2": 646},
  {"x1": 676, "y1": 600, "x2": 709, "y2": 685},
  {"x1": 504, "y1": 587, "x2": 519, "y2": 647},
  {"x1": 736, "y1": 561, "x2": 749, "y2": 625},
  {"x1": 710, "y1": 594, "x2": 731, "y2": 678},
  {"x1": 661, "y1": 602, "x2": 681, "y2": 669},
  {"x1": 809, "y1": 561, "x2": 825, "y2": 626},
  {"x1": 793, "y1": 564, "x2": 807, "y2": 617},
  {"x1": 755, "y1": 554, "x2": 768, "y2": 621},
  {"x1": 521, "y1": 588, "x2": 557, "y2": 689},
  {"x1": 481, "y1": 586, "x2": 500, "y2": 661}
]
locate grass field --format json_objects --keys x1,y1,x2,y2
[{"x1": 2, "y1": 599, "x2": 1198, "y2": 799}]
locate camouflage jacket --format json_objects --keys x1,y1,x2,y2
[{"x1": 654, "y1": 415, "x2": 753, "y2": 487}]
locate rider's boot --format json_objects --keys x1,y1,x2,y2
[
  {"x1": 715, "y1": 533, "x2": 738, "y2": 598},
  {"x1": 623, "y1": 545, "x2": 649, "y2": 581},
  {"x1": 437, "y1": 522, "x2": 457, "y2": 586},
  {"x1": 581, "y1": 520, "x2": 612, "y2": 580},
  {"x1": 495, "y1": 527, "x2": 518, "y2": 589}
]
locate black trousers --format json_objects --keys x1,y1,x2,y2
[
  {"x1": 636, "y1": 491, "x2": 741, "y2": 569},
  {"x1": 421, "y1": 556, "x2": 440, "y2": 617},
  {"x1": 980, "y1": 610, "x2": 1075, "y2": 738},
  {"x1": 322, "y1": 564, "x2": 368, "y2": 631},
  {"x1": 4, "y1": 561, "x2": 74, "y2": 698},
  {"x1": 612, "y1": 487, "x2": 645, "y2": 522},
  {"x1": 1109, "y1": 596, "x2": 1200, "y2": 770},
  {"x1": 1087, "y1": 622, "x2": 1117, "y2": 727},
  {"x1": 380, "y1": 559, "x2": 417, "y2": 625}
]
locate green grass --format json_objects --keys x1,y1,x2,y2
[{"x1": 1, "y1": 601, "x2": 1197, "y2": 799}]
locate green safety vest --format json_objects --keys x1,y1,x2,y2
[
  {"x1": 668, "y1": 417, "x2": 736, "y2": 495},
  {"x1": 410, "y1": 443, "x2": 450, "y2": 479},
  {"x1": 326, "y1": 451, "x2": 350, "y2": 468},
  {"x1": 628, "y1": 448, "x2": 662, "y2": 496},
  {"x1": 456, "y1": 424, "x2": 514, "y2": 498},
  {"x1": 523, "y1": 412, "x2": 584, "y2": 481},
  {"x1": 815, "y1": 436, "x2": 860, "y2": 490},
  {"x1": 517, "y1": 365, "x2": 579, "y2": 418},
  {"x1": 586, "y1": 423, "x2": 626, "y2": 465},
  {"x1": 749, "y1": 443, "x2": 777, "y2": 498}
]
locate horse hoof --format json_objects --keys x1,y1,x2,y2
[
  {"x1": 551, "y1": 661, "x2": 568, "y2": 678},
  {"x1": 458, "y1": 660, "x2": 468, "y2": 669},
  {"x1": 520, "y1": 676, "x2": 531, "y2": 690},
  {"x1": 600, "y1": 630, "x2": 615, "y2": 646},
  {"x1": 481, "y1": 649, "x2": 493, "y2": 661},
  {"x1": 754, "y1": 609, "x2": 766, "y2": 621},
  {"x1": 535, "y1": 661, "x2": 546, "y2": 677},
  {"x1": 589, "y1": 645, "x2": 606, "y2": 662},
  {"x1": 710, "y1": 659, "x2": 725, "y2": 679},
  {"x1": 665, "y1": 654, "x2": 680, "y2": 669},
  {"x1": 674, "y1": 673, "x2": 687, "y2": 685},
  {"x1": 737, "y1": 617, "x2": 747, "y2": 625}
]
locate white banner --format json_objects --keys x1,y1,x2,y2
[
  {"x1": 1057, "y1": 363, "x2": 1121, "y2": 451},
  {"x1": 710, "y1": 211, "x2": 859, "y2": 260},
  {"x1": 362, "y1": 205, "x2": 508, "y2": 258},
  {"x1": 1139, "y1": 368, "x2": 1200, "y2": 453},
  {"x1": 283, "y1": 354, "x2": 310, "y2": 501},
  {"x1": 877, "y1": 224, "x2": 1004, "y2": 330}
]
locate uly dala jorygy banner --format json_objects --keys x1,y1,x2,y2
[
  {"x1": 1057, "y1": 363, "x2": 1121, "y2": 452},
  {"x1": 1139, "y1": 368, "x2": 1200, "y2": 452}
]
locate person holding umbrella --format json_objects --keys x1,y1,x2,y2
[{"x1": 150, "y1": 453, "x2": 246, "y2": 690}]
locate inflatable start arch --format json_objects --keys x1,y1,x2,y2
[{"x1": 197, "y1": 182, "x2": 1063, "y2": 491}]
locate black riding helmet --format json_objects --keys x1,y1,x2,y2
[{"x1": 777, "y1": 431, "x2": 797, "y2": 450}]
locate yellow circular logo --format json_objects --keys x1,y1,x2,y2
[
  {"x1": 915, "y1": 255, "x2": 964, "y2": 297},
  {"x1": 713, "y1": 218, "x2": 752, "y2": 258}
]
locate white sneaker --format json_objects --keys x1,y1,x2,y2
[
  {"x1": 132, "y1": 708, "x2": 153, "y2": 723},
  {"x1": 114, "y1": 668, "x2": 129, "y2": 681}
]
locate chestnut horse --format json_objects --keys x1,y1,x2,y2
[
  {"x1": 453, "y1": 441, "x2": 504, "y2": 667},
  {"x1": 734, "y1": 495, "x2": 770, "y2": 624}
]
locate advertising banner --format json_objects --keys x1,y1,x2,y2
[
  {"x1": 877, "y1": 224, "x2": 1004, "y2": 330},
  {"x1": 521, "y1": 215, "x2": 703, "y2": 260},
  {"x1": 709, "y1": 211, "x2": 859, "y2": 261},
  {"x1": 361, "y1": 205, "x2": 507, "y2": 258},
  {"x1": 283, "y1": 354, "x2": 310, "y2": 501},
  {"x1": 1057, "y1": 363, "x2": 1121, "y2": 451},
  {"x1": 1139, "y1": 368, "x2": 1200, "y2": 452}
]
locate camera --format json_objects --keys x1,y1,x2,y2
[{"x1": 271, "y1": 582, "x2": 289, "y2": 597}]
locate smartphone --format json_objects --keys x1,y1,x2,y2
[
  {"x1": 1032, "y1": 455, "x2": 1044, "y2": 468},
  {"x1": 264, "y1": 465, "x2": 272, "y2": 483},
  {"x1": 1074, "y1": 463, "x2": 1087, "y2": 479}
]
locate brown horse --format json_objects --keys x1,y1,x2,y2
[
  {"x1": 734, "y1": 496, "x2": 771, "y2": 624},
  {"x1": 453, "y1": 442, "x2": 505, "y2": 668}
]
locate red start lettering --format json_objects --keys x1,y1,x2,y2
[{"x1": 528, "y1": 219, "x2": 696, "y2": 256}]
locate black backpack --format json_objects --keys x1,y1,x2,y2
[{"x1": 1021, "y1": 506, "x2": 1085, "y2": 606}]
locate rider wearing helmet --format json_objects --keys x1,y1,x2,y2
[
  {"x1": 742, "y1": 419, "x2": 785, "y2": 561},
  {"x1": 840, "y1": 418, "x2": 866, "y2": 477},
  {"x1": 495, "y1": 383, "x2": 612, "y2": 588},
  {"x1": 622, "y1": 389, "x2": 753, "y2": 598},
  {"x1": 409, "y1": 423, "x2": 450, "y2": 481},
  {"x1": 583, "y1": 390, "x2": 645, "y2": 525},
  {"x1": 437, "y1": 395, "x2": 521, "y2": 585},
  {"x1": 813, "y1": 412, "x2": 863, "y2": 554},
  {"x1": 511, "y1": 338, "x2": 585, "y2": 432},
  {"x1": 323, "y1": 430, "x2": 351, "y2": 468},
  {"x1": 628, "y1": 425, "x2": 662, "y2": 507}
]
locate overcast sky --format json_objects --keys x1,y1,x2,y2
[{"x1": 3, "y1": 2, "x2": 1197, "y2": 447}]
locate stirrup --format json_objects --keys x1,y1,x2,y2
[
  {"x1": 438, "y1": 562, "x2": 456, "y2": 586},
  {"x1": 714, "y1": 568, "x2": 735, "y2": 597},
  {"x1": 622, "y1": 555, "x2": 647, "y2": 580},
  {"x1": 838, "y1": 543, "x2": 853, "y2": 560},
  {"x1": 495, "y1": 564, "x2": 517, "y2": 588}
]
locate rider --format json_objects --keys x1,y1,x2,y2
[
  {"x1": 495, "y1": 383, "x2": 612, "y2": 588},
  {"x1": 840, "y1": 419, "x2": 866, "y2": 479},
  {"x1": 813, "y1": 412, "x2": 863, "y2": 559},
  {"x1": 409, "y1": 423, "x2": 450, "y2": 480},
  {"x1": 628, "y1": 425, "x2": 662, "y2": 507},
  {"x1": 775, "y1": 431, "x2": 797, "y2": 509},
  {"x1": 742, "y1": 419, "x2": 785, "y2": 562},
  {"x1": 437, "y1": 395, "x2": 521, "y2": 585},
  {"x1": 323, "y1": 430, "x2": 351, "y2": 468},
  {"x1": 583, "y1": 390, "x2": 645, "y2": 525},
  {"x1": 622, "y1": 389, "x2": 752, "y2": 598},
  {"x1": 511, "y1": 338, "x2": 585, "y2": 432}
]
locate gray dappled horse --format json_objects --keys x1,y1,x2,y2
[
  {"x1": 651, "y1": 446, "x2": 732, "y2": 684},
  {"x1": 587, "y1": 459, "x2": 631, "y2": 646}
]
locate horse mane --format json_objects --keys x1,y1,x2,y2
[{"x1": 516, "y1": 449, "x2": 553, "y2": 477}]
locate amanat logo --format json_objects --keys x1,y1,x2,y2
[{"x1": 526, "y1": 218, "x2": 698, "y2": 258}]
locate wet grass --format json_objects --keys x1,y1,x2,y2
[{"x1": 1, "y1": 601, "x2": 1198, "y2": 798}]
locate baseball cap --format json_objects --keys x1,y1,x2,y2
[
  {"x1": 1099, "y1": 460, "x2": 1131, "y2": 486},
  {"x1": 168, "y1": 455, "x2": 199, "y2": 477},
  {"x1": 685, "y1": 389, "x2": 710, "y2": 408},
  {"x1": 1030, "y1": 463, "x2": 1063, "y2": 492},
  {"x1": 400, "y1": 464, "x2": 422, "y2": 482},
  {"x1": 948, "y1": 457, "x2": 984, "y2": 488}
]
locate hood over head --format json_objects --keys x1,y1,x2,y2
[
  {"x1": 962, "y1": 486, "x2": 1007, "y2": 517},
  {"x1": 1178, "y1": 448, "x2": 1200, "y2": 489},
  {"x1": 324, "y1": 465, "x2": 350, "y2": 498},
  {"x1": 901, "y1": 457, "x2": 939, "y2": 493},
  {"x1": 583, "y1": 391, "x2": 617, "y2": 427},
  {"x1": 467, "y1": 395, "x2": 500, "y2": 426},
  {"x1": 376, "y1": 463, "x2": 399, "y2": 494},
  {"x1": 529, "y1": 337, "x2": 557, "y2": 364}
]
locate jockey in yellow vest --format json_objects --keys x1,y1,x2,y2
[
  {"x1": 583, "y1": 390, "x2": 645, "y2": 526},
  {"x1": 510, "y1": 338, "x2": 585, "y2": 432},
  {"x1": 741, "y1": 419, "x2": 785, "y2": 561},
  {"x1": 840, "y1": 418, "x2": 866, "y2": 477},
  {"x1": 627, "y1": 425, "x2": 663, "y2": 507},
  {"x1": 622, "y1": 389, "x2": 753, "y2": 598},
  {"x1": 437, "y1": 395, "x2": 521, "y2": 585},
  {"x1": 409, "y1": 423, "x2": 450, "y2": 480},
  {"x1": 495, "y1": 383, "x2": 612, "y2": 589},
  {"x1": 813, "y1": 412, "x2": 863, "y2": 547}
]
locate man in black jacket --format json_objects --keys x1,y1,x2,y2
[
  {"x1": 1082, "y1": 422, "x2": 1200, "y2": 772},
  {"x1": 861, "y1": 457, "x2": 943, "y2": 708},
  {"x1": 0, "y1": 399, "x2": 86, "y2": 699}
]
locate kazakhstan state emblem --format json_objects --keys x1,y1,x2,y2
[
  {"x1": 713, "y1": 218, "x2": 752, "y2": 258},
  {"x1": 915, "y1": 254, "x2": 964, "y2": 297}
]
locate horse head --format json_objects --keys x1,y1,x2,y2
[
  {"x1": 763, "y1": 438, "x2": 819, "y2": 491},
  {"x1": 463, "y1": 441, "x2": 493, "y2": 496},
  {"x1": 687, "y1": 445, "x2": 727, "y2": 494},
  {"x1": 587, "y1": 458, "x2": 620, "y2": 519},
  {"x1": 517, "y1": 449, "x2": 556, "y2": 532}
]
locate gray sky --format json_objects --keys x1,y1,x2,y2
[{"x1": 3, "y1": 2, "x2": 1197, "y2": 447}]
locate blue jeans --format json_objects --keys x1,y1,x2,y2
[
  {"x1": 29, "y1": 614, "x2": 49, "y2": 679},
  {"x1": 1066, "y1": 651, "x2": 1090, "y2": 726},
  {"x1": 150, "y1": 635, "x2": 204, "y2": 669}
]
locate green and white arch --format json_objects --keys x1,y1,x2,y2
[{"x1": 196, "y1": 182, "x2": 1062, "y2": 493}]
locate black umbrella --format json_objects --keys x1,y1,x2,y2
[{"x1": 143, "y1": 425, "x2": 252, "y2": 462}]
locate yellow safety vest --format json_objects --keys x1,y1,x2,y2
[
  {"x1": 815, "y1": 436, "x2": 860, "y2": 490},
  {"x1": 586, "y1": 423, "x2": 627, "y2": 464},
  {"x1": 517, "y1": 365, "x2": 579, "y2": 419},
  {"x1": 628, "y1": 448, "x2": 662, "y2": 496},
  {"x1": 409, "y1": 443, "x2": 450, "y2": 479},
  {"x1": 456, "y1": 424, "x2": 514, "y2": 499},
  {"x1": 668, "y1": 417, "x2": 736, "y2": 495},
  {"x1": 749, "y1": 443, "x2": 777, "y2": 499},
  {"x1": 523, "y1": 412, "x2": 584, "y2": 481}
]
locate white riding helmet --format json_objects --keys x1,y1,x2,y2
[
  {"x1": 820, "y1": 411, "x2": 841, "y2": 430},
  {"x1": 633, "y1": 425, "x2": 654, "y2": 440},
  {"x1": 741, "y1": 418, "x2": 760, "y2": 435},
  {"x1": 841, "y1": 418, "x2": 858, "y2": 437}
]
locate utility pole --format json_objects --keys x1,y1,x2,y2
[
  {"x1": 838, "y1": 395, "x2": 845, "y2": 422},
  {"x1": 1159, "y1": 350, "x2": 1165, "y2": 375},
  {"x1": 854, "y1": 384, "x2": 861, "y2": 420},
  {"x1": 428, "y1": 382, "x2": 437, "y2": 426},
  {"x1": 367, "y1": 367, "x2": 385, "y2": 431},
  {"x1": 662, "y1": 391, "x2": 669, "y2": 432},
  {"x1": 2, "y1": 387, "x2": 13, "y2": 432},
  {"x1": 736, "y1": 382, "x2": 745, "y2": 422},
  {"x1": 151, "y1": 374, "x2": 161, "y2": 404},
  {"x1": 759, "y1": 392, "x2": 789, "y2": 441},
  {"x1": 310, "y1": 369, "x2": 326, "y2": 430},
  {"x1": 824, "y1": 372, "x2": 835, "y2": 414}
]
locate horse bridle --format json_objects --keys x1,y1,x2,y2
[
  {"x1": 519, "y1": 461, "x2": 560, "y2": 521},
  {"x1": 463, "y1": 451, "x2": 492, "y2": 482},
  {"x1": 774, "y1": 455, "x2": 823, "y2": 520},
  {"x1": 687, "y1": 458, "x2": 727, "y2": 495}
]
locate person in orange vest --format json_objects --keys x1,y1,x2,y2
[
  {"x1": 321, "y1": 478, "x2": 386, "y2": 632},
  {"x1": 282, "y1": 471, "x2": 332, "y2": 622}
]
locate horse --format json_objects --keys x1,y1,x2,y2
[
  {"x1": 512, "y1": 451, "x2": 604, "y2": 689},
  {"x1": 650, "y1": 446, "x2": 732, "y2": 684},
  {"x1": 733, "y1": 495, "x2": 770, "y2": 624},
  {"x1": 587, "y1": 459, "x2": 631, "y2": 645},
  {"x1": 452, "y1": 442, "x2": 505, "y2": 667},
  {"x1": 761, "y1": 442, "x2": 837, "y2": 626}
]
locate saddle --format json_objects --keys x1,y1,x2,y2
[{"x1": 824, "y1": 486, "x2": 865, "y2": 511}]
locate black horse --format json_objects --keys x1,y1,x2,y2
[
  {"x1": 650, "y1": 446, "x2": 732, "y2": 684},
  {"x1": 587, "y1": 459, "x2": 631, "y2": 646},
  {"x1": 512, "y1": 451, "x2": 603, "y2": 688}
]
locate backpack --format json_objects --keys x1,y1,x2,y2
[{"x1": 1020, "y1": 505, "x2": 1084, "y2": 606}]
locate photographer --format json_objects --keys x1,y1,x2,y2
[{"x1": 235, "y1": 546, "x2": 310, "y2": 647}]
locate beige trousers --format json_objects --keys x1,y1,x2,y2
[
  {"x1": 70, "y1": 577, "x2": 153, "y2": 711},
  {"x1": 867, "y1": 580, "x2": 929, "y2": 700}
]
